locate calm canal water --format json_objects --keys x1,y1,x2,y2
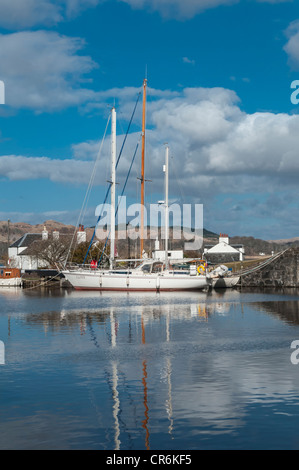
[{"x1": 1, "y1": 286, "x2": 299, "y2": 450}]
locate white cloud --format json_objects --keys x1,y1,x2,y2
[
  {"x1": 284, "y1": 20, "x2": 299, "y2": 70},
  {"x1": 119, "y1": 0, "x2": 238, "y2": 19},
  {"x1": 2, "y1": 85, "x2": 299, "y2": 205},
  {"x1": 0, "y1": 155, "x2": 94, "y2": 184},
  {"x1": 63, "y1": 0, "x2": 102, "y2": 18},
  {"x1": 149, "y1": 88, "x2": 299, "y2": 196},
  {"x1": 0, "y1": 0, "x2": 102, "y2": 29},
  {"x1": 0, "y1": 0, "x2": 291, "y2": 28},
  {"x1": 119, "y1": 0, "x2": 291, "y2": 19},
  {"x1": 182, "y1": 57, "x2": 195, "y2": 65},
  {"x1": 68, "y1": 86, "x2": 299, "y2": 202},
  {"x1": 0, "y1": 30, "x2": 98, "y2": 111},
  {"x1": 1, "y1": 84, "x2": 299, "y2": 238}
]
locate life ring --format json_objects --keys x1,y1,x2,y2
[{"x1": 197, "y1": 264, "x2": 205, "y2": 275}]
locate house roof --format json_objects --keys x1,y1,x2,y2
[
  {"x1": 10, "y1": 233, "x2": 42, "y2": 248},
  {"x1": 17, "y1": 234, "x2": 71, "y2": 256},
  {"x1": 18, "y1": 240, "x2": 43, "y2": 256},
  {"x1": 205, "y1": 241, "x2": 243, "y2": 254}
]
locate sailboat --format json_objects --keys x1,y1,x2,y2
[{"x1": 62, "y1": 80, "x2": 211, "y2": 291}]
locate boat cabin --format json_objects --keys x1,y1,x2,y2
[
  {"x1": 0, "y1": 268, "x2": 21, "y2": 279},
  {"x1": 136, "y1": 260, "x2": 196, "y2": 275}
]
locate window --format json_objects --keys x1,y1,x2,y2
[
  {"x1": 141, "y1": 264, "x2": 151, "y2": 273},
  {"x1": 152, "y1": 263, "x2": 163, "y2": 273}
]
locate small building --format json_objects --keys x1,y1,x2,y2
[
  {"x1": 152, "y1": 250, "x2": 184, "y2": 261},
  {"x1": 204, "y1": 233, "x2": 244, "y2": 264},
  {"x1": 151, "y1": 237, "x2": 184, "y2": 262}
]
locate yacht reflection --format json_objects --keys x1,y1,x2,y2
[
  {"x1": 23, "y1": 300, "x2": 216, "y2": 331},
  {"x1": 21, "y1": 298, "x2": 249, "y2": 449},
  {"x1": 7, "y1": 288, "x2": 299, "y2": 449},
  {"x1": 21, "y1": 298, "x2": 239, "y2": 337}
]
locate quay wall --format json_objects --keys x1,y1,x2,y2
[{"x1": 240, "y1": 248, "x2": 299, "y2": 287}]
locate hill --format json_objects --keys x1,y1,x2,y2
[{"x1": 0, "y1": 219, "x2": 292, "y2": 261}]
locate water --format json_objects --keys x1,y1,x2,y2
[{"x1": 1, "y1": 286, "x2": 299, "y2": 450}]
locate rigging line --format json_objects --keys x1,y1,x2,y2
[
  {"x1": 170, "y1": 151, "x2": 186, "y2": 204},
  {"x1": 80, "y1": 114, "x2": 112, "y2": 223},
  {"x1": 64, "y1": 113, "x2": 111, "y2": 267},
  {"x1": 116, "y1": 91, "x2": 141, "y2": 169},
  {"x1": 83, "y1": 92, "x2": 142, "y2": 264},
  {"x1": 98, "y1": 139, "x2": 141, "y2": 266}
]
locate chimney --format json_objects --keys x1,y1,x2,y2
[
  {"x1": 53, "y1": 230, "x2": 59, "y2": 240},
  {"x1": 42, "y1": 226, "x2": 48, "y2": 240},
  {"x1": 77, "y1": 225, "x2": 86, "y2": 244},
  {"x1": 219, "y1": 233, "x2": 229, "y2": 245}
]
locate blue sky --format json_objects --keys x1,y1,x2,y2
[{"x1": 0, "y1": 0, "x2": 299, "y2": 240}]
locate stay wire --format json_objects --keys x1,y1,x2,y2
[
  {"x1": 98, "y1": 138, "x2": 141, "y2": 266},
  {"x1": 64, "y1": 113, "x2": 111, "y2": 267},
  {"x1": 83, "y1": 92, "x2": 141, "y2": 264}
]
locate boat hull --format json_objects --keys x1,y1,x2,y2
[
  {"x1": 0, "y1": 277, "x2": 22, "y2": 287},
  {"x1": 212, "y1": 276, "x2": 240, "y2": 288},
  {"x1": 62, "y1": 270, "x2": 209, "y2": 291},
  {"x1": 0, "y1": 268, "x2": 22, "y2": 287}
]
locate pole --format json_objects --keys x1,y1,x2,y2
[
  {"x1": 110, "y1": 107, "x2": 116, "y2": 269},
  {"x1": 7, "y1": 219, "x2": 10, "y2": 249},
  {"x1": 164, "y1": 146, "x2": 169, "y2": 270},
  {"x1": 140, "y1": 78, "x2": 147, "y2": 258}
]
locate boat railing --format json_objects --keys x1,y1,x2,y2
[{"x1": 65, "y1": 259, "x2": 145, "y2": 272}]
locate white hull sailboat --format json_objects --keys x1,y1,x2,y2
[
  {"x1": 63, "y1": 261, "x2": 209, "y2": 292},
  {"x1": 62, "y1": 80, "x2": 210, "y2": 292}
]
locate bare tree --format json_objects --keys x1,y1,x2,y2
[{"x1": 27, "y1": 237, "x2": 72, "y2": 269}]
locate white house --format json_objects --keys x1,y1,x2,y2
[
  {"x1": 8, "y1": 226, "x2": 87, "y2": 271},
  {"x1": 8, "y1": 233, "x2": 45, "y2": 270},
  {"x1": 204, "y1": 233, "x2": 244, "y2": 264}
]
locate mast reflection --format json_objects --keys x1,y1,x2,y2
[
  {"x1": 110, "y1": 309, "x2": 121, "y2": 450},
  {"x1": 141, "y1": 314, "x2": 150, "y2": 450}
]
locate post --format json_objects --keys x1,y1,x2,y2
[
  {"x1": 110, "y1": 107, "x2": 116, "y2": 269},
  {"x1": 7, "y1": 219, "x2": 10, "y2": 252}
]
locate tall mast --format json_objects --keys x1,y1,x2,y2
[
  {"x1": 140, "y1": 78, "x2": 147, "y2": 258},
  {"x1": 110, "y1": 106, "x2": 116, "y2": 269},
  {"x1": 164, "y1": 146, "x2": 169, "y2": 270}
]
